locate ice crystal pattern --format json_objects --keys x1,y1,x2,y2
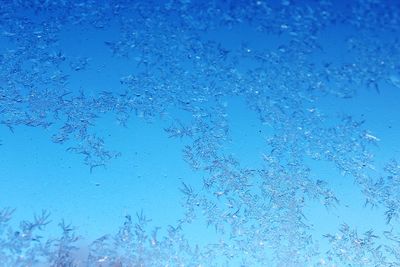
[{"x1": 0, "y1": 0, "x2": 400, "y2": 266}]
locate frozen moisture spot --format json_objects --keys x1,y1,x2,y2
[{"x1": 389, "y1": 74, "x2": 400, "y2": 89}]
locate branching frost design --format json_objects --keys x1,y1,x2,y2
[{"x1": 0, "y1": 0, "x2": 399, "y2": 266}]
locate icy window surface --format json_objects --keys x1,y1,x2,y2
[{"x1": 0, "y1": 0, "x2": 400, "y2": 266}]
